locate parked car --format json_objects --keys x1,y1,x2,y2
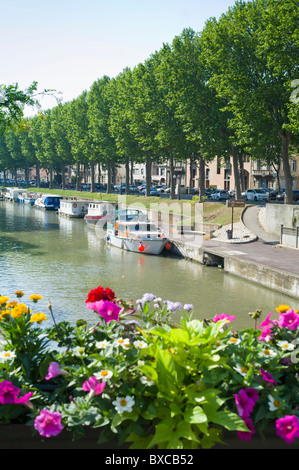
[
  {"x1": 228, "y1": 189, "x2": 236, "y2": 198},
  {"x1": 292, "y1": 190, "x2": 299, "y2": 201},
  {"x1": 244, "y1": 189, "x2": 268, "y2": 201},
  {"x1": 276, "y1": 190, "x2": 285, "y2": 201},
  {"x1": 129, "y1": 185, "x2": 139, "y2": 194},
  {"x1": 140, "y1": 187, "x2": 160, "y2": 196},
  {"x1": 156, "y1": 185, "x2": 169, "y2": 193},
  {"x1": 210, "y1": 189, "x2": 230, "y2": 201},
  {"x1": 205, "y1": 188, "x2": 218, "y2": 198},
  {"x1": 188, "y1": 187, "x2": 199, "y2": 195},
  {"x1": 115, "y1": 183, "x2": 127, "y2": 192}
]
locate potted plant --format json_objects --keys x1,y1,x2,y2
[{"x1": 0, "y1": 290, "x2": 299, "y2": 449}]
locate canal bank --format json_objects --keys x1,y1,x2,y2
[{"x1": 169, "y1": 205, "x2": 299, "y2": 300}]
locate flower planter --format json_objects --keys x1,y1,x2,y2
[{"x1": 0, "y1": 425, "x2": 130, "y2": 449}]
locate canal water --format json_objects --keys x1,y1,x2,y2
[{"x1": 0, "y1": 200, "x2": 297, "y2": 330}]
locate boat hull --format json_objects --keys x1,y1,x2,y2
[{"x1": 107, "y1": 233, "x2": 167, "y2": 255}]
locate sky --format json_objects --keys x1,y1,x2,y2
[{"x1": 1, "y1": 0, "x2": 242, "y2": 115}]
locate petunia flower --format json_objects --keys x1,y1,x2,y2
[
  {"x1": 34, "y1": 409, "x2": 63, "y2": 438},
  {"x1": 260, "y1": 368, "x2": 277, "y2": 386},
  {"x1": 45, "y1": 362, "x2": 68, "y2": 381},
  {"x1": 233, "y1": 388, "x2": 259, "y2": 418},
  {"x1": 237, "y1": 417, "x2": 256, "y2": 441},
  {"x1": 278, "y1": 310, "x2": 299, "y2": 331},
  {"x1": 276, "y1": 415, "x2": 299, "y2": 445},
  {"x1": 86, "y1": 300, "x2": 121, "y2": 323},
  {"x1": 17, "y1": 392, "x2": 34, "y2": 409},
  {"x1": 112, "y1": 395, "x2": 135, "y2": 414},
  {"x1": 0, "y1": 380, "x2": 21, "y2": 404},
  {"x1": 82, "y1": 377, "x2": 106, "y2": 396}
]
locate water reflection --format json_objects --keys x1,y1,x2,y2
[{"x1": 0, "y1": 200, "x2": 297, "y2": 330}]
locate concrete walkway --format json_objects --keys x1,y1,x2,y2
[{"x1": 204, "y1": 205, "x2": 299, "y2": 277}]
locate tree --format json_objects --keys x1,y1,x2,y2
[
  {"x1": 0, "y1": 82, "x2": 38, "y2": 132},
  {"x1": 200, "y1": 0, "x2": 299, "y2": 204}
]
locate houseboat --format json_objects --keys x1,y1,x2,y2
[
  {"x1": 106, "y1": 209, "x2": 168, "y2": 255},
  {"x1": 58, "y1": 198, "x2": 89, "y2": 218},
  {"x1": 84, "y1": 201, "x2": 115, "y2": 227},
  {"x1": 34, "y1": 194, "x2": 63, "y2": 211}
]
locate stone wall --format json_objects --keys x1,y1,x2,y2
[{"x1": 265, "y1": 204, "x2": 299, "y2": 235}]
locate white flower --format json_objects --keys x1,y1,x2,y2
[
  {"x1": 0, "y1": 350, "x2": 16, "y2": 361},
  {"x1": 227, "y1": 337, "x2": 241, "y2": 346},
  {"x1": 95, "y1": 369, "x2": 113, "y2": 381},
  {"x1": 73, "y1": 346, "x2": 86, "y2": 357},
  {"x1": 277, "y1": 340, "x2": 295, "y2": 351},
  {"x1": 115, "y1": 337, "x2": 131, "y2": 350},
  {"x1": 140, "y1": 376, "x2": 154, "y2": 386},
  {"x1": 96, "y1": 340, "x2": 109, "y2": 349},
  {"x1": 268, "y1": 395, "x2": 281, "y2": 411},
  {"x1": 133, "y1": 340, "x2": 148, "y2": 349},
  {"x1": 234, "y1": 364, "x2": 249, "y2": 377},
  {"x1": 112, "y1": 396, "x2": 135, "y2": 414},
  {"x1": 259, "y1": 347, "x2": 276, "y2": 358}
]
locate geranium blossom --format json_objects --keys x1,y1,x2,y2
[
  {"x1": 213, "y1": 313, "x2": 235, "y2": 323},
  {"x1": 276, "y1": 415, "x2": 299, "y2": 445},
  {"x1": 86, "y1": 300, "x2": 121, "y2": 323},
  {"x1": 82, "y1": 377, "x2": 106, "y2": 396},
  {"x1": 112, "y1": 395, "x2": 135, "y2": 414},
  {"x1": 34, "y1": 409, "x2": 63, "y2": 438},
  {"x1": 85, "y1": 286, "x2": 115, "y2": 304}
]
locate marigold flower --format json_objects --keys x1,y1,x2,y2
[
  {"x1": 15, "y1": 291, "x2": 24, "y2": 298},
  {"x1": 276, "y1": 305, "x2": 291, "y2": 314},
  {"x1": 0, "y1": 296, "x2": 10, "y2": 305},
  {"x1": 34, "y1": 409, "x2": 63, "y2": 438},
  {"x1": 30, "y1": 312, "x2": 48, "y2": 324},
  {"x1": 10, "y1": 303, "x2": 29, "y2": 318},
  {"x1": 29, "y1": 294, "x2": 43, "y2": 303}
]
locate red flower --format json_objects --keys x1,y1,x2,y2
[{"x1": 85, "y1": 286, "x2": 115, "y2": 304}]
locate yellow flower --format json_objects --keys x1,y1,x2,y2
[
  {"x1": 29, "y1": 294, "x2": 43, "y2": 303},
  {"x1": 10, "y1": 303, "x2": 29, "y2": 319},
  {"x1": 0, "y1": 296, "x2": 10, "y2": 305},
  {"x1": 6, "y1": 301, "x2": 18, "y2": 308},
  {"x1": 276, "y1": 305, "x2": 291, "y2": 313},
  {"x1": 30, "y1": 312, "x2": 48, "y2": 324},
  {"x1": 15, "y1": 291, "x2": 24, "y2": 298}
]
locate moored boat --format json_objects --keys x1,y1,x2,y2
[
  {"x1": 34, "y1": 194, "x2": 63, "y2": 211},
  {"x1": 58, "y1": 198, "x2": 89, "y2": 218},
  {"x1": 84, "y1": 201, "x2": 114, "y2": 227},
  {"x1": 106, "y1": 209, "x2": 168, "y2": 255}
]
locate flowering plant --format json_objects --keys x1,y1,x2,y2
[{"x1": 0, "y1": 290, "x2": 299, "y2": 449}]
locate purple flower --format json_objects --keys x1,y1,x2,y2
[
  {"x1": 82, "y1": 377, "x2": 106, "y2": 396},
  {"x1": 234, "y1": 388, "x2": 259, "y2": 418},
  {"x1": 142, "y1": 293, "x2": 155, "y2": 302},
  {"x1": 276, "y1": 415, "x2": 299, "y2": 445},
  {"x1": 0, "y1": 380, "x2": 20, "y2": 404},
  {"x1": 45, "y1": 362, "x2": 67, "y2": 381},
  {"x1": 258, "y1": 312, "x2": 275, "y2": 329},
  {"x1": 260, "y1": 368, "x2": 277, "y2": 386},
  {"x1": 258, "y1": 325, "x2": 273, "y2": 342},
  {"x1": 237, "y1": 417, "x2": 256, "y2": 441},
  {"x1": 34, "y1": 409, "x2": 63, "y2": 438},
  {"x1": 183, "y1": 304, "x2": 193, "y2": 311},
  {"x1": 86, "y1": 300, "x2": 121, "y2": 323}
]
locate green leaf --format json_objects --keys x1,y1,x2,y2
[{"x1": 184, "y1": 405, "x2": 208, "y2": 424}]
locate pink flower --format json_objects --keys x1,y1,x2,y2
[
  {"x1": 0, "y1": 380, "x2": 21, "y2": 404},
  {"x1": 45, "y1": 362, "x2": 67, "y2": 380},
  {"x1": 34, "y1": 409, "x2": 63, "y2": 438},
  {"x1": 276, "y1": 415, "x2": 299, "y2": 445},
  {"x1": 234, "y1": 388, "x2": 259, "y2": 418},
  {"x1": 86, "y1": 300, "x2": 121, "y2": 323},
  {"x1": 278, "y1": 310, "x2": 299, "y2": 331},
  {"x1": 17, "y1": 392, "x2": 34, "y2": 409},
  {"x1": 258, "y1": 312, "x2": 274, "y2": 329},
  {"x1": 82, "y1": 377, "x2": 106, "y2": 396},
  {"x1": 237, "y1": 417, "x2": 256, "y2": 441},
  {"x1": 260, "y1": 368, "x2": 277, "y2": 386},
  {"x1": 213, "y1": 313, "x2": 235, "y2": 323},
  {"x1": 258, "y1": 324, "x2": 273, "y2": 342}
]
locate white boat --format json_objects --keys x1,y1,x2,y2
[
  {"x1": 34, "y1": 194, "x2": 63, "y2": 210},
  {"x1": 106, "y1": 209, "x2": 168, "y2": 255},
  {"x1": 23, "y1": 193, "x2": 39, "y2": 206},
  {"x1": 58, "y1": 198, "x2": 89, "y2": 218},
  {"x1": 17, "y1": 190, "x2": 30, "y2": 204},
  {"x1": 4, "y1": 188, "x2": 24, "y2": 202},
  {"x1": 84, "y1": 201, "x2": 114, "y2": 226}
]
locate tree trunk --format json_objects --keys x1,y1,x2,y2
[
  {"x1": 169, "y1": 153, "x2": 175, "y2": 200},
  {"x1": 76, "y1": 162, "x2": 80, "y2": 191},
  {"x1": 232, "y1": 144, "x2": 242, "y2": 199},
  {"x1": 199, "y1": 155, "x2": 205, "y2": 201},
  {"x1": 239, "y1": 155, "x2": 245, "y2": 192},
  {"x1": 125, "y1": 157, "x2": 130, "y2": 195},
  {"x1": 146, "y1": 154, "x2": 152, "y2": 197},
  {"x1": 36, "y1": 160, "x2": 40, "y2": 188},
  {"x1": 189, "y1": 156, "x2": 194, "y2": 189},
  {"x1": 130, "y1": 159, "x2": 134, "y2": 185},
  {"x1": 90, "y1": 163, "x2": 95, "y2": 193},
  {"x1": 61, "y1": 161, "x2": 65, "y2": 190},
  {"x1": 49, "y1": 165, "x2": 53, "y2": 189},
  {"x1": 107, "y1": 161, "x2": 112, "y2": 193},
  {"x1": 280, "y1": 132, "x2": 293, "y2": 205}
]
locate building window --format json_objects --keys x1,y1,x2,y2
[
  {"x1": 292, "y1": 160, "x2": 297, "y2": 172},
  {"x1": 217, "y1": 158, "x2": 221, "y2": 174}
]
